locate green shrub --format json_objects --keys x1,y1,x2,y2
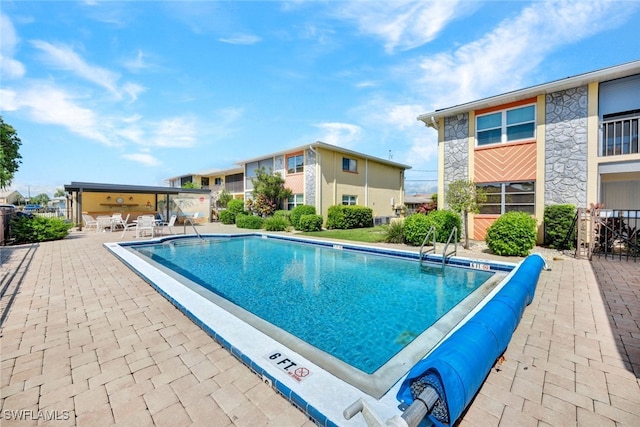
[
  {"x1": 485, "y1": 211, "x2": 537, "y2": 256},
  {"x1": 219, "y1": 209, "x2": 236, "y2": 225},
  {"x1": 263, "y1": 215, "x2": 290, "y2": 231},
  {"x1": 384, "y1": 219, "x2": 404, "y2": 244},
  {"x1": 290, "y1": 205, "x2": 316, "y2": 230},
  {"x1": 235, "y1": 214, "x2": 264, "y2": 229},
  {"x1": 402, "y1": 210, "x2": 461, "y2": 246},
  {"x1": 273, "y1": 210, "x2": 291, "y2": 224},
  {"x1": 326, "y1": 205, "x2": 373, "y2": 229},
  {"x1": 298, "y1": 214, "x2": 323, "y2": 232},
  {"x1": 544, "y1": 204, "x2": 576, "y2": 249},
  {"x1": 227, "y1": 199, "x2": 245, "y2": 215},
  {"x1": 10, "y1": 215, "x2": 73, "y2": 244},
  {"x1": 402, "y1": 214, "x2": 431, "y2": 246},
  {"x1": 426, "y1": 210, "x2": 461, "y2": 243}
]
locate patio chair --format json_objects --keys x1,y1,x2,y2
[
  {"x1": 157, "y1": 214, "x2": 177, "y2": 235},
  {"x1": 82, "y1": 214, "x2": 98, "y2": 231},
  {"x1": 96, "y1": 215, "x2": 113, "y2": 232},
  {"x1": 135, "y1": 215, "x2": 156, "y2": 238},
  {"x1": 111, "y1": 213, "x2": 129, "y2": 230}
]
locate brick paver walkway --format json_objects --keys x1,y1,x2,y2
[{"x1": 1, "y1": 224, "x2": 639, "y2": 426}]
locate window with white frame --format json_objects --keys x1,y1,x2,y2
[
  {"x1": 476, "y1": 104, "x2": 536, "y2": 146},
  {"x1": 342, "y1": 195, "x2": 357, "y2": 205},
  {"x1": 214, "y1": 177, "x2": 223, "y2": 186},
  {"x1": 287, "y1": 194, "x2": 303, "y2": 210},
  {"x1": 287, "y1": 154, "x2": 304, "y2": 174},
  {"x1": 476, "y1": 181, "x2": 535, "y2": 214},
  {"x1": 342, "y1": 157, "x2": 357, "y2": 172}
]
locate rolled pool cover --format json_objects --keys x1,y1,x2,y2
[{"x1": 396, "y1": 254, "x2": 546, "y2": 426}]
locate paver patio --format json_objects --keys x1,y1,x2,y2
[{"x1": 1, "y1": 223, "x2": 639, "y2": 426}]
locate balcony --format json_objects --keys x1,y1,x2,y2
[{"x1": 601, "y1": 115, "x2": 639, "y2": 156}]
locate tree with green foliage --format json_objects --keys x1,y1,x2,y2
[
  {"x1": 30, "y1": 193, "x2": 50, "y2": 206},
  {"x1": 216, "y1": 189, "x2": 232, "y2": 208},
  {"x1": 445, "y1": 179, "x2": 486, "y2": 249},
  {"x1": 54, "y1": 188, "x2": 66, "y2": 197},
  {"x1": 181, "y1": 181, "x2": 200, "y2": 189},
  {"x1": 249, "y1": 167, "x2": 292, "y2": 217},
  {"x1": 0, "y1": 116, "x2": 23, "y2": 189}
]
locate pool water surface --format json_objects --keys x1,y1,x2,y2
[{"x1": 109, "y1": 233, "x2": 510, "y2": 402}]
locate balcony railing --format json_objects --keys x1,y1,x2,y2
[{"x1": 600, "y1": 116, "x2": 639, "y2": 156}]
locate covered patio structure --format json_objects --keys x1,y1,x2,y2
[{"x1": 64, "y1": 182, "x2": 211, "y2": 230}]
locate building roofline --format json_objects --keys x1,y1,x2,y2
[
  {"x1": 235, "y1": 141, "x2": 412, "y2": 170},
  {"x1": 417, "y1": 60, "x2": 640, "y2": 128},
  {"x1": 163, "y1": 166, "x2": 244, "y2": 182}
]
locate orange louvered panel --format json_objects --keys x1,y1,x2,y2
[
  {"x1": 473, "y1": 217, "x2": 498, "y2": 240},
  {"x1": 474, "y1": 142, "x2": 536, "y2": 183},
  {"x1": 285, "y1": 174, "x2": 304, "y2": 193}
]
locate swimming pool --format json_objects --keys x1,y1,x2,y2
[{"x1": 106, "y1": 233, "x2": 514, "y2": 425}]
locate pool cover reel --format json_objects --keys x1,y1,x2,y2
[{"x1": 395, "y1": 253, "x2": 546, "y2": 427}]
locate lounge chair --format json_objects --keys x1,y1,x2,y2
[{"x1": 82, "y1": 214, "x2": 98, "y2": 231}]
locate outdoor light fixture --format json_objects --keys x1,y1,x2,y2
[{"x1": 106, "y1": 196, "x2": 112, "y2": 200}]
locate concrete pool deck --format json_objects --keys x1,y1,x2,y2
[{"x1": 1, "y1": 222, "x2": 639, "y2": 426}]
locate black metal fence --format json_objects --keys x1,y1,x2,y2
[{"x1": 577, "y1": 208, "x2": 640, "y2": 261}]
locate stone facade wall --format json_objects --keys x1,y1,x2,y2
[
  {"x1": 443, "y1": 114, "x2": 470, "y2": 205},
  {"x1": 304, "y1": 148, "x2": 316, "y2": 207},
  {"x1": 545, "y1": 86, "x2": 588, "y2": 207}
]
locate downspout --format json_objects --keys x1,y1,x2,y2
[{"x1": 308, "y1": 145, "x2": 321, "y2": 215}]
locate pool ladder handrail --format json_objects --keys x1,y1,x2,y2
[
  {"x1": 183, "y1": 217, "x2": 203, "y2": 239},
  {"x1": 442, "y1": 226, "x2": 458, "y2": 266},
  {"x1": 419, "y1": 225, "x2": 437, "y2": 267}
]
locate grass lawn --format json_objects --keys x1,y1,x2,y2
[{"x1": 300, "y1": 225, "x2": 389, "y2": 243}]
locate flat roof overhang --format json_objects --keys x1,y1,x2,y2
[
  {"x1": 64, "y1": 181, "x2": 210, "y2": 195},
  {"x1": 418, "y1": 60, "x2": 640, "y2": 128}
]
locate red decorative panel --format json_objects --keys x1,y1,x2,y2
[
  {"x1": 474, "y1": 142, "x2": 536, "y2": 183},
  {"x1": 285, "y1": 174, "x2": 304, "y2": 193},
  {"x1": 473, "y1": 216, "x2": 498, "y2": 240}
]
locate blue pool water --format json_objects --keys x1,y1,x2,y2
[{"x1": 131, "y1": 236, "x2": 494, "y2": 374}]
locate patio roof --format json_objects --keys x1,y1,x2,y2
[{"x1": 64, "y1": 181, "x2": 210, "y2": 195}]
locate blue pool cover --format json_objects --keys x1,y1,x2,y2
[{"x1": 396, "y1": 254, "x2": 546, "y2": 426}]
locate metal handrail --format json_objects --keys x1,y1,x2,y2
[
  {"x1": 419, "y1": 225, "x2": 437, "y2": 267},
  {"x1": 183, "y1": 218, "x2": 203, "y2": 239},
  {"x1": 442, "y1": 227, "x2": 458, "y2": 266}
]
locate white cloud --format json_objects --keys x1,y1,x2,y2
[
  {"x1": 150, "y1": 116, "x2": 197, "y2": 148},
  {"x1": 1, "y1": 84, "x2": 113, "y2": 145},
  {"x1": 122, "y1": 152, "x2": 161, "y2": 167},
  {"x1": 415, "y1": 0, "x2": 635, "y2": 108},
  {"x1": 314, "y1": 122, "x2": 362, "y2": 148},
  {"x1": 333, "y1": 0, "x2": 470, "y2": 53},
  {"x1": 31, "y1": 40, "x2": 122, "y2": 95},
  {"x1": 0, "y1": 14, "x2": 26, "y2": 79},
  {"x1": 219, "y1": 34, "x2": 261, "y2": 45}
]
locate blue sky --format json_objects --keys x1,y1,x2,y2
[{"x1": 1, "y1": 1, "x2": 639, "y2": 199}]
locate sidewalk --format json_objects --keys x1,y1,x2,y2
[{"x1": 1, "y1": 224, "x2": 639, "y2": 426}]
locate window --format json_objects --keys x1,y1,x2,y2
[
  {"x1": 476, "y1": 104, "x2": 535, "y2": 146},
  {"x1": 287, "y1": 194, "x2": 303, "y2": 210},
  {"x1": 200, "y1": 177, "x2": 209, "y2": 188},
  {"x1": 342, "y1": 195, "x2": 357, "y2": 205},
  {"x1": 214, "y1": 177, "x2": 223, "y2": 186},
  {"x1": 342, "y1": 157, "x2": 357, "y2": 172},
  {"x1": 477, "y1": 181, "x2": 535, "y2": 214},
  {"x1": 287, "y1": 154, "x2": 304, "y2": 174}
]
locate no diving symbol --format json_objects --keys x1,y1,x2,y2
[{"x1": 294, "y1": 367, "x2": 309, "y2": 378}]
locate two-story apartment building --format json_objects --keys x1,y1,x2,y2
[
  {"x1": 418, "y1": 60, "x2": 640, "y2": 241},
  {"x1": 166, "y1": 141, "x2": 410, "y2": 221}
]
